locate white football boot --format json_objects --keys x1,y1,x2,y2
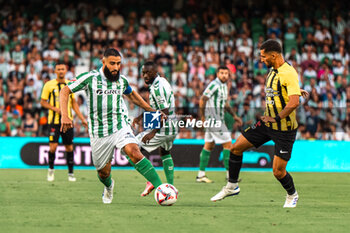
[
  {"x1": 68, "y1": 173, "x2": 76, "y2": 182},
  {"x1": 283, "y1": 191, "x2": 299, "y2": 208},
  {"x1": 102, "y1": 179, "x2": 115, "y2": 204},
  {"x1": 47, "y1": 169, "x2": 54, "y2": 182},
  {"x1": 210, "y1": 185, "x2": 240, "y2": 202},
  {"x1": 196, "y1": 176, "x2": 214, "y2": 183}
]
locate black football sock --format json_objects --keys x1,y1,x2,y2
[
  {"x1": 66, "y1": 151, "x2": 74, "y2": 174},
  {"x1": 277, "y1": 172, "x2": 296, "y2": 195},
  {"x1": 228, "y1": 152, "x2": 243, "y2": 183},
  {"x1": 48, "y1": 152, "x2": 55, "y2": 169}
]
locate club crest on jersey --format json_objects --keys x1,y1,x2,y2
[{"x1": 96, "y1": 89, "x2": 121, "y2": 95}]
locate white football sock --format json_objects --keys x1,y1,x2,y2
[
  {"x1": 226, "y1": 182, "x2": 238, "y2": 190},
  {"x1": 198, "y1": 170, "x2": 205, "y2": 177}
]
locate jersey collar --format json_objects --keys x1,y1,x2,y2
[
  {"x1": 99, "y1": 67, "x2": 107, "y2": 81},
  {"x1": 215, "y1": 77, "x2": 224, "y2": 84},
  {"x1": 150, "y1": 75, "x2": 160, "y2": 86},
  {"x1": 274, "y1": 62, "x2": 288, "y2": 73}
]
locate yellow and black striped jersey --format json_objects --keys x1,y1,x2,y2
[
  {"x1": 264, "y1": 62, "x2": 301, "y2": 131},
  {"x1": 41, "y1": 79, "x2": 75, "y2": 124}
]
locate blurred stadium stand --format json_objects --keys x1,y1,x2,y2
[{"x1": 0, "y1": 0, "x2": 349, "y2": 140}]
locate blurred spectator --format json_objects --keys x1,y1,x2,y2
[
  {"x1": 106, "y1": 9, "x2": 124, "y2": 31},
  {"x1": 0, "y1": 111, "x2": 11, "y2": 136},
  {"x1": 0, "y1": 1, "x2": 348, "y2": 140},
  {"x1": 18, "y1": 112, "x2": 38, "y2": 137}
]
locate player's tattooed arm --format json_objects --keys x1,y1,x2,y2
[
  {"x1": 225, "y1": 102, "x2": 242, "y2": 126},
  {"x1": 261, "y1": 95, "x2": 300, "y2": 123},
  {"x1": 199, "y1": 95, "x2": 209, "y2": 122}
]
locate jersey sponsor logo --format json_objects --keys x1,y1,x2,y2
[
  {"x1": 143, "y1": 111, "x2": 161, "y2": 129},
  {"x1": 124, "y1": 132, "x2": 135, "y2": 139},
  {"x1": 156, "y1": 96, "x2": 165, "y2": 104},
  {"x1": 265, "y1": 87, "x2": 279, "y2": 97},
  {"x1": 96, "y1": 89, "x2": 121, "y2": 95},
  {"x1": 266, "y1": 99, "x2": 275, "y2": 105}
]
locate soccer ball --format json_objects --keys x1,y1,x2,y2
[{"x1": 154, "y1": 183, "x2": 178, "y2": 206}]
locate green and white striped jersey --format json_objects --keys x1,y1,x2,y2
[
  {"x1": 149, "y1": 76, "x2": 177, "y2": 136},
  {"x1": 203, "y1": 78, "x2": 228, "y2": 122},
  {"x1": 68, "y1": 68, "x2": 131, "y2": 138}
]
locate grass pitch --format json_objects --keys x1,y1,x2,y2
[{"x1": 0, "y1": 169, "x2": 349, "y2": 233}]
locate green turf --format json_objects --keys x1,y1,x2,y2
[{"x1": 0, "y1": 169, "x2": 349, "y2": 233}]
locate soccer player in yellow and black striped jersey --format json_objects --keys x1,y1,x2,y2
[
  {"x1": 40, "y1": 62, "x2": 87, "y2": 182},
  {"x1": 211, "y1": 39, "x2": 309, "y2": 208}
]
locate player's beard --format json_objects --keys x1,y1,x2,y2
[
  {"x1": 265, "y1": 60, "x2": 273, "y2": 68},
  {"x1": 104, "y1": 66, "x2": 120, "y2": 82},
  {"x1": 57, "y1": 74, "x2": 65, "y2": 80},
  {"x1": 145, "y1": 76, "x2": 155, "y2": 85}
]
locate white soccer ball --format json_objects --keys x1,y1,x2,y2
[{"x1": 154, "y1": 183, "x2": 178, "y2": 206}]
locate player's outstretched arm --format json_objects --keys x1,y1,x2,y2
[
  {"x1": 59, "y1": 86, "x2": 73, "y2": 132},
  {"x1": 126, "y1": 90, "x2": 155, "y2": 112}
]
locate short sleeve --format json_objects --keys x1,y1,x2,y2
[
  {"x1": 203, "y1": 82, "x2": 219, "y2": 98},
  {"x1": 123, "y1": 85, "x2": 132, "y2": 95},
  {"x1": 281, "y1": 71, "x2": 301, "y2": 96},
  {"x1": 121, "y1": 76, "x2": 132, "y2": 95},
  {"x1": 68, "y1": 72, "x2": 91, "y2": 93},
  {"x1": 70, "y1": 92, "x2": 75, "y2": 100}
]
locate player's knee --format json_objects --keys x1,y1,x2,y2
[
  {"x1": 49, "y1": 146, "x2": 57, "y2": 153},
  {"x1": 98, "y1": 169, "x2": 110, "y2": 179},
  {"x1": 128, "y1": 146, "x2": 143, "y2": 161},
  {"x1": 204, "y1": 143, "x2": 214, "y2": 151},
  {"x1": 65, "y1": 145, "x2": 73, "y2": 152},
  {"x1": 230, "y1": 144, "x2": 244, "y2": 155},
  {"x1": 273, "y1": 168, "x2": 285, "y2": 179}
]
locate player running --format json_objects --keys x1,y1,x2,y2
[
  {"x1": 40, "y1": 62, "x2": 87, "y2": 182},
  {"x1": 59, "y1": 48, "x2": 163, "y2": 204},
  {"x1": 130, "y1": 61, "x2": 177, "y2": 196},
  {"x1": 196, "y1": 66, "x2": 242, "y2": 183},
  {"x1": 211, "y1": 39, "x2": 309, "y2": 208}
]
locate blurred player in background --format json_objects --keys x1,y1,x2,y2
[
  {"x1": 211, "y1": 39, "x2": 309, "y2": 208},
  {"x1": 131, "y1": 61, "x2": 177, "y2": 196},
  {"x1": 59, "y1": 48, "x2": 164, "y2": 204},
  {"x1": 40, "y1": 62, "x2": 87, "y2": 182},
  {"x1": 196, "y1": 66, "x2": 242, "y2": 183}
]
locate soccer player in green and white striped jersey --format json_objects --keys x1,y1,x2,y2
[
  {"x1": 59, "y1": 48, "x2": 163, "y2": 204},
  {"x1": 130, "y1": 61, "x2": 178, "y2": 196},
  {"x1": 197, "y1": 66, "x2": 242, "y2": 183}
]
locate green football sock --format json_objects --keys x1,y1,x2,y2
[
  {"x1": 199, "y1": 148, "x2": 211, "y2": 171},
  {"x1": 135, "y1": 157, "x2": 162, "y2": 188},
  {"x1": 98, "y1": 174, "x2": 112, "y2": 187},
  {"x1": 223, "y1": 149, "x2": 230, "y2": 170},
  {"x1": 162, "y1": 154, "x2": 174, "y2": 184}
]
